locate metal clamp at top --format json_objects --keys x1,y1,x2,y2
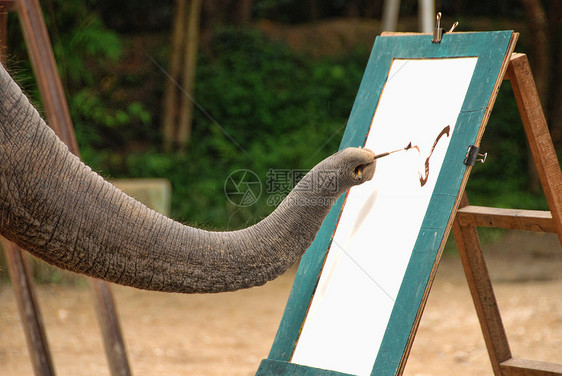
[
  {"x1": 432, "y1": 12, "x2": 443, "y2": 43},
  {"x1": 432, "y1": 12, "x2": 459, "y2": 43}
]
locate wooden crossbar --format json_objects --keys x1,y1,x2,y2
[
  {"x1": 457, "y1": 206, "x2": 555, "y2": 233},
  {"x1": 500, "y1": 358, "x2": 562, "y2": 376}
]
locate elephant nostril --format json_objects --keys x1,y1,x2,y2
[
  {"x1": 354, "y1": 165, "x2": 364, "y2": 179},
  {"x1": 353, "y1": 161, "x2": 376, "y2": 182}
]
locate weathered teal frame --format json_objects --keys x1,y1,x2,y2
[{"x1": 256, "y1": 31, "x2": 515, "y2": 376}]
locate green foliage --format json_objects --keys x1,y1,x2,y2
[
  {"x1": 53, "y1": 15, "x2": 122, "y2": 86},
  {"x1": 185, "y1": 30, "x2": 367, "y2": 227},
  {"x1": 195, "y1": 29, "x2": 362, "y2": 149},
  {"x1": 7, "y1": 1, "x2": 154, "y2": 152},
  {"x1": 71, "y1": 88, "x2": 152, "y2": 148},
  {"x1": 51, "y1": 10, "x2": 156, "y2": 151},
  {"x1": 89, "y1": 28, "x2": 367, "y2": 229}
]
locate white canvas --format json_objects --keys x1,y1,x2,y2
[{"x1": 291, "y1": 57, "x2": 478, "y2": 376}]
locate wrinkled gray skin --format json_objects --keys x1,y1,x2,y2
[{"x1": 0, "y1": 64, "x2": 376, "y2": 293}]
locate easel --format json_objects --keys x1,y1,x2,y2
[
  {"x1": 0, "y1": 1, "x2": 131, "y2": 375},
  {"x1": 257, "y1": 30, "x2": 561, "y2": 376},
  {"x1": 453, "y1": 52, "x2": 562, "y2": 376}
]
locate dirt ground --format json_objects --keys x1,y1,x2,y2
[{"x1": 1, "y1": 230, "x2": 561, "y2": 376}]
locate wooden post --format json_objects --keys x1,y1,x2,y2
[
  {"x1": 177, "y1": 0, "x2": 202, "y2": 150},
  {"x1": 4, "y1": 1, "x2": 132, "y2": 375},
  {"x1": 2, "y1": 239, "x2": 56, "y2": 376},
  {"x1": 161, "y1": 0, "x2": 186, "y2": 151},
  {"x1": 382, "y1": 0, "x2": 401, "y2": 32}
]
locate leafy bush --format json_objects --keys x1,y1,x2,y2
[
  {"x1": 112, "y1": 29, "x2": 367, "y2": 228},
  {"x1": 6, "y1": 0, "x2": 155, "y2": 152}
]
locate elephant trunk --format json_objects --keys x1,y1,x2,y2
[{"x1": 0, "y1": 64, "x2": 375, "y2": 293}]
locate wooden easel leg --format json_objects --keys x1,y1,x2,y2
[
  {"x1": 507, "y1": 53, "x2": 562, "y2": 245},
  {"x1": 453, "y1": 195, "x2": 511, "y2": 376},
  {"x1": 455, "y1": 52, "x2": 562, "y2": 376},
  {"x1": 2, "y1": 238, "x2": 56, "y2": 376},
  {"x1": 91, "y1": 280, "x2": 132, "y2": 376}
]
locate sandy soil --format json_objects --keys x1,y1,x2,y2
[{"x1": 1, "y1": 230, "x2": 561, "y2": 376}]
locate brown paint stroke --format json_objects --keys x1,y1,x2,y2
[{"x1": 418, "y1": 125, "x2": 451, "y2": 187}]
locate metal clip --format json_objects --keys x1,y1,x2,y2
[
  {"x1": 432, "y1": 13, "x2": 459, "y2": 43},
  {"x1": 432, "y1": 12, "x2": 443, "y2": 43},
  {"x1": 464, "y1": 145, "x2": 487, "y2": 166},
  {"x1": 448, "y1": 21, "x2": 459, "y2": 33}
]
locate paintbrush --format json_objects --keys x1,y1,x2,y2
[{"x1": 373, "y1": 142, "x2": 418, "y2": 160}]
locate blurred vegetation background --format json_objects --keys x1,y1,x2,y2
[{"x1": 1, "y1": 0, "x2": 561, "y2": 282}]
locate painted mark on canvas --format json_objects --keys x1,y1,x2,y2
[{"x1": 419, "y1": 125, "x2": 451, "y2": 186}]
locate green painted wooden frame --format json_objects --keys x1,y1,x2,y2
[{"x1": 257, "y1": 31, "x2": 516, "y2": 376}]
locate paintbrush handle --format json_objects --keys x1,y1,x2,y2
[
  {"x1": 373, "y1": 142, "x2": 416, "y2": 160},
  {"x1": 373, "y1": 152, "x2": 391, "y2": 160}
]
